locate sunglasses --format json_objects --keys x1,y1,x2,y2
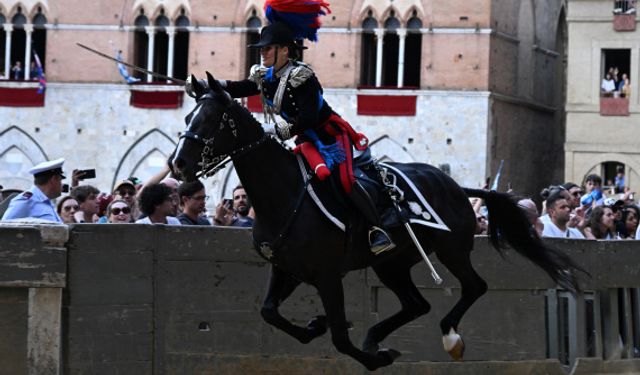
[
  {"x1": 110, "y1": 207, "x2": 131, "y2": 215},
  {"x1": 117, "y1": 190, "x2": 136, "y2": 197},
  {"x1": 572, "y1": 191, "x2": 582, "y2": 197},
  {"x1": 63, "y1": 205, "x2": 79, "y2": 212}
]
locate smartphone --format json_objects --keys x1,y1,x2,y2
[
  {"x1": 78, "y1": 169, "x2": 96, "y2": 180},
  {"x1": 223, "y1": 198, "x2": 233, "y2": 209}
]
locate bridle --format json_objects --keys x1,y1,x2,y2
[{"x1": 178, "y1": 97, "x2": 270, "y2": 178}]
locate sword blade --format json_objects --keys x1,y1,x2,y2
[{"x1": 76, "y1": 43, "x2": 186, "y2": 85}]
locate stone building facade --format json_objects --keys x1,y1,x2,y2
[
  {"x1": 0, "y1": 0, "x2": 567, "y2": 201},
  {"x1": 566, "y1": 0, "x2": 640, "y2": 191}
]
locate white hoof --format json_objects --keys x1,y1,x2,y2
[{"x1": 443, "y1": 328, "x2": 465, "y2": 361}]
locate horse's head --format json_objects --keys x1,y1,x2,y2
[{"x1": 171, "y1": 72, "x2": 238, "y2": 182}]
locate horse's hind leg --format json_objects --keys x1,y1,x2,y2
[
  {"x1": 261, "y1": 265, "x2": 328, "y2": 344},
  {"x1": 362, "y1": 261, "x2": 431, "y2": 353},
  {"x1": 437, "y1": 249, "x2": 488, "y2": 360},
  {"x1": 316, "y1": 273, "x2": 401, "y2": 371}
]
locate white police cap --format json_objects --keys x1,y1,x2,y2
[{"x1": 28, "y1": 158, "x2": 66, "y2": 177}]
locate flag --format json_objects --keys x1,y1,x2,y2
[
  {"x1": 116, "y1": 51, "x2": 140, "y2": 84},
  {"x1": 32, "y1": 51, "x2": 46, "y2": 94},
  {"x1": 490, "y1": 160, "x2": 504, "y2": 191}
]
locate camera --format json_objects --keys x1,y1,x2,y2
[
  {"x1": 223, "y1": 198, "x2": 233, "y2": 209},
  {"x1": 77, "y1": 169, "x2": 96, "y2": 180}
]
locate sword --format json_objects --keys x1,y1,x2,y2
[{"x1": 76, "y1": 43, "x2": 186, "y2": 85}]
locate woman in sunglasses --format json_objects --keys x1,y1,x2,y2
[
  {"x1": 56, "y1": 196, "x2": 80, "y2": 224},
  {"x1": 106, "y1": 199, "x2": 132, "y2": 223}
]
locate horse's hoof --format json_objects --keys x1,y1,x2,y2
[
  {"x1": 443, "y1": 328, "x2": 465, "y2": 361},
  {"x1": 364, "y1": 348, "x2": 401, "y2": 371},
  {"x1": 447, "y1": 337, "x2": 465, "y2": 361}
]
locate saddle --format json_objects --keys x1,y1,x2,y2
[{"x1": 295, "y1": 150, "x2": 449, "y2": 235}]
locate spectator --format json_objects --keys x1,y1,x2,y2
[
  {"x1": 584, "y1": 206, "x2": 617, "y2": 240},
  {"x1": 601, "y1": 73, "x2": 616, "y2": 96},
  {"x1": 618, "y1": 205, "x2": 639, "y2": 239},
  {"x1": 136, "y1": 183, "x2": 181, "y2": 225},
  {"x1": 70, "y1": 185, "x2": 100, "y2": 223},
  {"x1": 96, "y1": 194, "x2": 114, "y2": 223},
  {"x1": 518, "y1": 198, "x2": 544, "y2": 237},
  {"x1": 580, "y1": 174, "x2": 604, "y2": 207},
  {"x1": 214, "y1": 185, "x2": 254, "y2": 227},
  {"x1": 177, "y1": 180, "x2": 211, "y2": 225},
  {"x1": 619, "y1": 74, "x2": 631, "y2": 98},
  {"x1": 2, "y1": 158, "x2": 66, "y2": 222},
  {"x1": 29, "y1": 61, "x2": 38, "y2": 80},
  {"x1": 614, "y1": 166, "x2": 626, "y2": 193},
  {"x1": 56, "y1": 196, "x2": 79, "y2": 224},
  {"x1": 475, "y1": 213, "x2": 488, "y2": 235},
  {"x1": 11, "y1": 61, "x2": 23, "y2": 80},
  {"x1": 539, "y1": 185, "x2": 573, "y2": 225},
  {"x1": 113, "y1": 179, "x2": 140, "y2": 219},
  {"x1": 106, "y1": 199, "x2": 132, "y2": 224},
  {"x1": 161, "y1": 177, "x2": 180, "y2": 217},
  {"x1": 561, "y1": 182, "x2": 582, "y2": 210},
  {"x1": 542, "y1": 193, "x2": 585, "y2": 239}
]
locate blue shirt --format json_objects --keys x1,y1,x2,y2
[{"x1": 1, "y1": 186, "x2": 62, "y2": 223}]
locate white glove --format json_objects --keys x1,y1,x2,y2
[{"x1": 261, "y1": 123, "x2": 277, "y2": 135}]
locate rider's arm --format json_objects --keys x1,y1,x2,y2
[{"x1": 221, "y1": 64, "x2": 264, "y2": 98}]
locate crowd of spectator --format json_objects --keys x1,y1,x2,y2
[
  {"x1": 0, "y1": 61, "x2": 42, "y2": 81},
  {"x1": 472, "y1": 170, "x2": 640, "y2": 240},
  {"x1": 601, "y1": 67, "x2": 631, "y2": 98},
  {"x1": 0, "y1": 162, "x2": 254, "y2": 228}
]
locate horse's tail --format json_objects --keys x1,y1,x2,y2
[{"x1": 463, "y1": 188, "x2": 584, "y2": 294}]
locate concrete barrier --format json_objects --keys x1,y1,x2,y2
[{"x1": 1, "y1": 223, "x2": 640, "y2": 374}]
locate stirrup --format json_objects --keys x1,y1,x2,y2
[{"x1": 369, "y1": 226, "x2": 396, "y2": 255}]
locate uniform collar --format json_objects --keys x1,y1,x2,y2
[
  {"x1": 274, "y1": 60, "x2": 294, "y2": 78},
  {"x1": 31, "y1": 185, "x2": 52, "y2": 202}
]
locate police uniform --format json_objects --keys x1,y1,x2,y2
[{"x1": 1, "y1": 158, "x2": 65, "y2": 223}]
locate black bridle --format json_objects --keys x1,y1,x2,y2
[{"x1": 179, "y1": 99, "x2": 270, "y2": 178}]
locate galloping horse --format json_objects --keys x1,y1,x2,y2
[{"x1": 170, "y1": 73, "x2": 582, "y2": 371}]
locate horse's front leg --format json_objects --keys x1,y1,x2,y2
[
  {"x1": 261, "y1": 265, "x2": 328, "y2": 344},
  {"x1": 316, "y1": 273, "x2": 401, "y2": 371}
]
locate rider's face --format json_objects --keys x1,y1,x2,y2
[{"x1": 260, "y1": 45, "x2": 288, "y2": 68}]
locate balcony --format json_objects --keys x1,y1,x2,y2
[
  {"x1": 600, "y1": 95, "x2": 629, "y2": 116},
  {"x1": 129, "y1": 83, "x2": 184, "y2": 109},
  {"x1": 613, "y1": 1, "x2": 636, "y2": 31},
  {"x1": 356, "y1": 87, "x2": 418, "y2": 116},
  {"x1": 0, "y1": 80, "x2": 45, "y2": 107}
]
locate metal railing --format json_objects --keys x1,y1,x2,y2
[{"x1": 614, "y1": 0, "x2": 637, "y2": 14}]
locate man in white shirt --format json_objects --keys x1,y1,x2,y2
[{"x1": 542, "y1": 194, "x2": 585, "y2": 239}]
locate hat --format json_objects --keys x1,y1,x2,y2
[
  {"x1": 604, "y1": 197, "x2": 624, "y2": 207},
  {"x1": 29, "y1": 158, "x2": 65, "y2": 178},
  {"x1": 248, "y1": 22, "x2": 307, "y2": 49},
  {"x1": 113, "y1": 179, "x2": 136, "y2": 193}
]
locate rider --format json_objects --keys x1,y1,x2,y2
[{"x1": 208, "y1": 0, "x2": 394, "y2": 254}]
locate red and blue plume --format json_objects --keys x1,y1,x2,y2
[{"x1": 264, "y1": 0, "x2": 331, "y2": 42}]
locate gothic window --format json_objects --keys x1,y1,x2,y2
[
  {"x1": 0, "y1": 13, "x2": 5, "y2": 78},
  {"x1": 32, "y1": 8, "x2": 47, "y2": 74},
  {"x1": 404, "y1": 15, "x2": 422, "y2": 88},
  {"x1": 382, "y1": 14, "x2": 400, "y2": 86},
  {"x1": 245, "y1": 11, "x2": 262, "y2": 77},
  {"x1": 152, "y1": 10, "x2": 170, "y2": 82},
  {"x1": 133, "y1": 12, "x2": 150, "y2": 81},
  {"x1": 174, "y1": 11, "x2": 190, "y2": 81},
  {"x1": 360, "y1": 12, "x2": 377, "y2": 86}
]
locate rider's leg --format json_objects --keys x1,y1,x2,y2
[{"x1": 348, "y1": 181, "x2": 395, "y2": 254}]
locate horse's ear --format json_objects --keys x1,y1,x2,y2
[
  {"x1": 188, "y1": 74, "x2": 206, "y2": 98},
  {"x1": 206, "y1": 71, "x2": 224, "y2": 94}
]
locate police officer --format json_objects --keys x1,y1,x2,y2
[{"x1": 1, "y1": 158, "x2": 66, "y2": 223}]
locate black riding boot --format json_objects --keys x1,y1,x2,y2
[{"x1": 348, "y1": 182, "x2": 395, "y2": 254}]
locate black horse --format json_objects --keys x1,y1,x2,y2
[{"x1": 171, "y1": 73, "x2": 582, "y2": 371}]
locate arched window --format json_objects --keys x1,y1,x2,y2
[
  {"x1": 245, "y1": 12, "x2": 262, "y2": 77},
  {"x1": 152, "y1": 11, "x2": 170, "y2": 82},
  {"x1": 32, "y1": 9, "x2": 47, "y2": 76},
  {"x1": 359, "y1": 12, "x2": 377, "y2": 86},
  {"x1": 173, "y1": 12, "x2": 190, "y2": 81},
  {"x1": 0, "y1": 13, "x2": 5, "y2": 78},
  {"x1": 133, "y1": 12, "x2": 150, "y2": 81},
  {"x1": 404, "y1": 15, "x2": 423, "y2": 88},
  {"x1": 382, "y1": 14, "x2": 400, "y2": 86},
  {"x1": 9, "y1": 8, "x2": 27, "y2": 80}
]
